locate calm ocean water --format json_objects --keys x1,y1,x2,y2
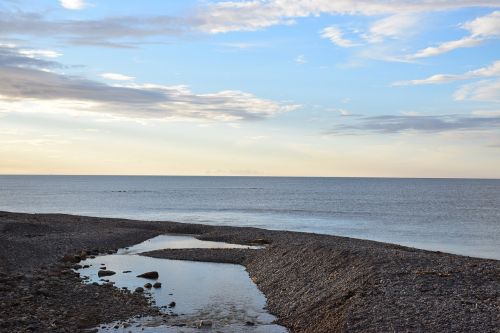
[{"x1": 0, "y1": 176, "x2": 499, "y2": 260}]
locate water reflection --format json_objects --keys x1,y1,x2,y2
[{"x1": 77, "y1": 235, "x2": 286, "y2": 332}]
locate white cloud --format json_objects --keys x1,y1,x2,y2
[
  {"x1": 101, "y1": 72, "x2": 135, "y2": 81},
  {"x1": 464, "y1": 10, "x2": 500, "y2": 37},
  {"x1": 408, "y1": 11, "x2": 500, "y2": 59},
  {"x1": 472, "y1": 110, "x2": 500, "y2": 116},
  {"x1": 320, "y1": 26, "x2": 358, "y2": 47},
  {"x1": 295, "y1": 54, "x2": 307, "y2": 64},
  {"x1": 0, "y1": 43, "x2": 300, "y2": 122},
  {"x1": 454, "y1": 80, "x2": 500, "y2": 102},
  {"x1": 0, "y1": 67, "x2": 300, "y2": 121},
  {"x1": 196, "y1": 1, "x2": 500, "y2": 33},
  {"x1": 394, "y1": 60, "x2": 500, "y2": 85},
  {"x1": 18, "y1": 49, "x2": 62, "y2": 58},
  {"x1": 60, "y1": 0, "x2": 87, "y2": 10},
  {"x1": 364, "y1": 14, "x2": 420, "y2": 43},
  {"x1": 409, "y1": 37, "x2": 482, "y2": 59}
]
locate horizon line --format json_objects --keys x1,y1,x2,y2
[{"x1": 0, "y1": 174, "x2": 499, "y2": 180}]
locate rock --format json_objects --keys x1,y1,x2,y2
[
  {"x1": 73, "y1": 264, "x2": 82, "y2": 270},
  {"x1": 144, "y1": 283, "x2": 152, "y2": 289},
  {"x1": 134, "y1": 287, "x2": 144, "y2": 293},
  {"x1": 245, "y1": 321, "x2": 255, "y2": 326},
  {"x1": 97, "y1": 270, "x2": 116, "y2": 277},
  {"x1": 137, "y1": 271, "x2": 159, "y2": 279},
  {"x1": 123, "y1": 271, "x2": 131, "y2": 273},
  {"x1": 168, "y1": 301, "x2": 176, "y2": 308},
  {"x1": 250, "y1": 238, "x2": 270, "y2": 245},
  {"x1": 196, "y1": 320, "x2": 213, "y2": 328},
  {"x1": 61, "y1": 255, "x2": 73, "y2": 263},
  {"x1": 36, "y1": 288, "x2": 50, "y2": 297},
  {"x1": 153, "y1": 282, "x2": 162, "y2": 288}
]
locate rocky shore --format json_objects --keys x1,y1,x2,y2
[{"x1": 0, "y1": 211, "x2": 499, "y2": 332}]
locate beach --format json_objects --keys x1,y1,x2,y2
[{"x1": 0, "y1": 211, "x2": 498, "y2": 332}]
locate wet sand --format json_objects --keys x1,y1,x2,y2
[{"x1": 0, "y1": 211, "x2": 498, "y2": 332}]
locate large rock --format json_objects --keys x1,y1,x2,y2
[
  {"x1": 97, "y1": 270, "x2": 116, "y2": 277},
  {"x1": 136, "y1": 271, "x2": 158, "y2": 279}
]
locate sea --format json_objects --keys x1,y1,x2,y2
[{"x1": 0, "y1": 176, "x2": 499, "y2": 260}]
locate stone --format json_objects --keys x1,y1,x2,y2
[
  {"x1": 137, "y1": 271, "x2": 159, "y2": 279},
  {"x1": 97, "y1": 270, "x2": 116, "y2": 277},
  {"x1": 245, "y1": 321, "x2": 255, "y2": 326},
  {"x1": 144, "y1": 283, "x2": 152, "y2": 289},
  {"x1": 134, "y1": 287, "x2": 144, "y2": 293},
  {"x1": 153, "y1": 282, "x2": 162, "y2": 288},
  {"x1": 197, "y1": 320, "x2": 213, "y2": 328},
  {"x1": 250, "y1": 238, "x2": 270, "y2": 245},
  {"x1": 168, "y1": 301, "x2": 176, "y2": 308}
]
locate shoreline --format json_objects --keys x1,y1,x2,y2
[{"x1": 0, "y1": 211, "x2": 498, "y2": 332}]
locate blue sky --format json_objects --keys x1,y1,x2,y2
[{"x1": 0, "y1": 0, "x2": 499, "y2": 177}]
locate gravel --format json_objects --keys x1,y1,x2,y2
[{"x1": 1, "y1": 211, "x2": 499, "y2": 333}]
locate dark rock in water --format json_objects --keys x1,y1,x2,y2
[
  {"x1": 137, "y1": 271, "x2": 159, "y2": 279},
  {"x1": 91, "y1": 282, "x2": 99, "y2": 286},
  {"x1": 134, "y1": 287, "x2": 144, "y2": 293},
  {"x1": 153, "y1": 282, "x2": 161, "y2": 288},
  {"x1": 245, "y1": 321, "x2": 255, "y2": 326},
  {"x1": 73, "y1": 264, "x2": 82, "y2": 270},
  {"x1": 168, "y1": 301, "x2": 176, "y2": 308},
  {"x1": 123, "y1": 271, "x2": 132, "y2": 273},
  {"x1": 144, "y1": 283, "x2": 152, "y2": 289},
  {"x1": 97, "y1": 270, "x2": 116, "y2": 277}
]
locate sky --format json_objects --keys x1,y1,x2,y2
[{"x1": 0, "y1": 0, "x2": 499, "y2": 178}]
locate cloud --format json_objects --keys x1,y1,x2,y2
[
  {"x1": 18, "y1": 49, "x2": 62, "y2": 58},
  {"x1": 0, "y1": 44, "x2": 299, "y2": 122},
  {"x1": 0, "y1": 44, "x2": 62, "y2": 68},
  {"x1": 394, "y1": 60, "x2": 500, "y2": 85},
  {"x1": 60, "y1": 0, "x2": 87, "y2": 10},
  {"x1": 100, "y1": 72, "x2": 135, "y2": 81},
  {"x1": 295, "y1": 54, "x2": 307, "y2": 64},
  {"x1": 320, "y1": 26, "x2": 358, "y2": 47},
  {"x1": 196, "y1": 1, "x2": 500, "y2": 33},
  {"x1": 0, "y1": 10, "x2": 187, "y2": 48},
  {"x1": 464, "y1": 10, "x2": 500, "y2": 37},
  {"x1": 408, "y1": 11, "x2": 500, "y2": 59},
  {"x1": 326, "y1": 114, "x2": 500, "y2": 135},
  {"x1": 454, "y1": 80, "x2": 500, "y2": 102},
  {"x1": 363, "y1": 14, "x2": 420, "y2": 43},
  {"x1": 1, "y1": 2, "x2": 499, "y2": 50}
]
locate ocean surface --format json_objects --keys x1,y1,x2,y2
[{"x1": 0, "y1": 176, "x2": 499, "y2": 260}]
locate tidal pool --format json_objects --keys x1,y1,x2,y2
[{"x1": 77, "y1": 235, "x2": 286, "y2": 332}]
